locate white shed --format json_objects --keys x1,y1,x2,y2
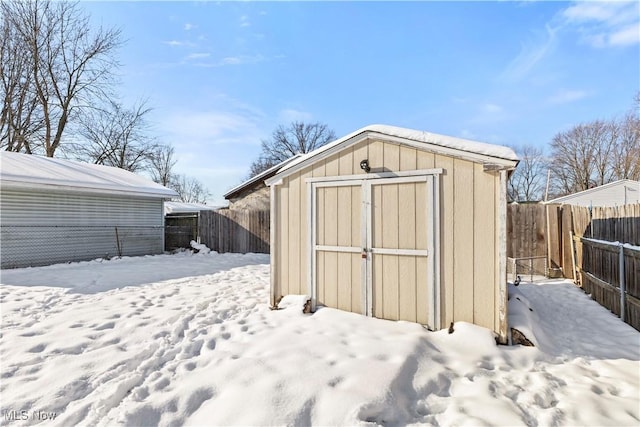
[
  {"x1": 266, "y1": 125, "x2": 519, "y2": 342},
  {"x1": 0, "y1": 152, "x2": 178, "y2": 268},
  {"x1": 546, "y1": 180, "x2": 640, "y2": 207}
]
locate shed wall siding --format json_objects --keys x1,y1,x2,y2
[
  {"x1": 273, "y1": 137, "x2": 502, "y2": 332},
  {"x1": 0, "y1": 189, "x2": 165, "y2": 268}
]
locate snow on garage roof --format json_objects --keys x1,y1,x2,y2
[
  {"x1": 272, "y1": 124, "x2": 519, "y2": 180},
  {"x1": 165, "y1": 201, "x2": 221, "y2": 214},
  {"x1": 0, "y1": 151, "x2": 178, "y2": 198}
]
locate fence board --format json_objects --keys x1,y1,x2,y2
[{"x1": 198, "y1": 209, "x2": 269, "y2": 254}]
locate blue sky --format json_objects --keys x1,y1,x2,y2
[{"x1": 84, "y1": 1, "x2": 640, "y2": 206}]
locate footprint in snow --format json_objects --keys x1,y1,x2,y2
[
  {"x1": 28, "y1": 343, "x2": 47, "y2": 353},
  {"x1": 94, "y1": 322, "x2": 115, "y2": 331}
]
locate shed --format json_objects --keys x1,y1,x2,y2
[
  {"x1": 0, "y1": 151, "x2": 178, "y2": 268},
  {"x1": 224, "y1": 155, "x2": 302, "y2": 210},
  {"x1": 266, "y1": 125, "x2": 519, "y2": 342},
  {"x1": 546, "y1": 179, "x2": 639, "y2": 207}
]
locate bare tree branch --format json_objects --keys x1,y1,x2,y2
[
  {"x1": 508, "y1": 145, "x2": 548, "y2": 202},
  {"x1": 248, "y1": 121, "x2": 336, "y2": 177},
  {"x1": 1, "y1": 0, "x2": 121, "y2": 157},
  {"x1": 170, "y1": 174, "x2": 211, "y2": 204},
  {"x1": 70, "y1": 99, "x2": 157, "y2": 172}
]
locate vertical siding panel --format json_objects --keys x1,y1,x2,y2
[
  {"x1": 337, "y1": 253, "x2": 352, "y2": 311},
  {"x1": 368, "y1": 140, "x2": 385, "y2": 172},
  {"x1": 325, "y1": 156, "x2": 340, "y2": 178},
  {"x1": 337, "y1": 185, "x2": 352, "y2": 310},
  {"x1": 399, "y1": 182, "x2": 417, "y2": 322},
  {"x1": 384, "y1": 143, "x2": 400, "y2": 172},
  {"x1": 382, "y1": 181, "x2": 399, "y2": 320},
  {"x1": 352, "y1": 185, "x2": 362, "y2": 313},
  {"x1": 351, "y1": 253, "x2": 361, "y2": 313},
  {"x1": 352, "y1": 140, "x2": 369, "y2": 174},
  {"x1": 435, "y1": 154, "x2": 455, "y2": 330},
  {"x1": 288, "y1": 172, "x2": 301, "y2": 294},
  {"x1": 453, "y1": 158, "x2": 474, "y2": 323},
  {"x1": 399, "y1": 146, "x2": 417, "y2": 171},
  {"x1": 473, "y1": 164, "x2": 496, "y2": 329},
  {"x1": 339, "y1": 146, "x2": 354, "y2": 175},
  {"x1": 417, "y1": 150, "x2": 436, "y2": 169}
]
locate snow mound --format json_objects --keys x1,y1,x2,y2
[{"x1": 190, "y1": 240, "x2": 212, "y2": 254}]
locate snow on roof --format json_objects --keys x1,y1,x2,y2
[
  {"x1": 164, "y1": 201, "x2": 221, "y2": 214},
  {"x1": 0, "y1": 151, "x2": 178, "y2": 198},
  {"x1": 223, "y1": 154, "x2": 302, "y2": 200},
  {"x1": 277, "y1": 124, "x2": 519, "y2": 175}
]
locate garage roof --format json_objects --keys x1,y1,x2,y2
[
  {"x1": 268, "y1": 124, "x2": 518, "y2": 184},
  {"x1": 0, "y1": 151, "x2": 179, "y2": 198}
]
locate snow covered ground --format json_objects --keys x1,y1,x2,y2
[{"x1": 1, "y1": 250, "x2": 638, "y2": 426}]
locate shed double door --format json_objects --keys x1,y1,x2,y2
[{"x1": 311, "y1": 174, "x2": 438, "y2": 328}]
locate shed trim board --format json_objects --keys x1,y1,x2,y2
[
  {"x1": 269, "y1": 182, "x2": 281, "y2": 308},
  {"x1": 308, "y1": 173, "x2": 440, "y2": 330}
]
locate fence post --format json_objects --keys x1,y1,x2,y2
[{"x1": 619, "y1": 243, "x2": 626, "y2": 322}]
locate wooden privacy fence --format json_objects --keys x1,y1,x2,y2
[
  {"x1": 199, "y1": 209, "x2": 269, "y2": 254},
  {"x1": 508, "y1": 202, "x2": 640, "y2": 331},
  {"x1": 576, "y1": 238, "x2": 639, "y2": 330},
  {"x1": 165, "y1": 214, "x2": 198, "y2": 251}
]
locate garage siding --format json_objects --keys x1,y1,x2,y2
[
  {"x1": 273, "y1": 137, "x2": 502, "y2": 332},
  {"x1": 0, "y1": 189, "x2": 165, "y2": 268}
]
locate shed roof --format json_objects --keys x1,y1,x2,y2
[
  {"x1": 545, "y1": 179, "x2": 640, "y2": 207},
  {"x1": 224, "y1": 154, "x2": 302, "y2": 200},
  {"x1": 268, "y1": 124, "x2": 518, "y2": 184},
  {"x1": 0, "y1": 151, "x2": 178, "y2": 198}
]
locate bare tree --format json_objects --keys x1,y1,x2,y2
[
  {"x1": 610, "y1": 108, "x2": 640, "y2": 181},
  {"x1": 549, "y1": 120, "x2": 609, "y2": 196},
  {"x1": 170, "y1": 174, "x2": 211, "y2": 204},
  {"x1": 549, "y1": 94, "x2": 640, "y2": 197},
  {"x1": 249, "y1": 121, "x2": 336, "y2": 177},
  {"x1": 0, "y1": 2, "x2": 42, "y2": 153},
  {"x1": 148, "y1": 144, "x2": 177, "y2": 187},
  {"x1": 1, "y1": 0, "x2": 121, "y2": 157},
  {"x1": 507, "y1": 145, "x2": 547, "y2": 202},
  {"x1": 71, "y1": 100, "x2": 157, "y2": 171}
]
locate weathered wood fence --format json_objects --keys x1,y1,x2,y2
[
  {"x1": 199, "y1": 209, "x2": 270, "y2": 254},
  {"x1": 508, "y1": 203, "x2": 640, "y2": 330},
  {"x1": 165, "y1": 214, "x2": 198, "y2": 251},
  {"x1": 572, "y1": 204, "x2": 640, "y2": 331}
]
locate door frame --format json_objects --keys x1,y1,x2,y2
[{"x1": 307, "y1": 168, "x2": 442, "y2": 329}]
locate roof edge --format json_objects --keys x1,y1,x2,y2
[
  {"x1": 224, "y1": 154, "x2": 302, "y2": 199},
  {"x1": 267, "y1": 125, "x2": 518, "y2": 185},
  {"x1": 545, "y1": 179, "x2": 640, "y2": 204}
]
